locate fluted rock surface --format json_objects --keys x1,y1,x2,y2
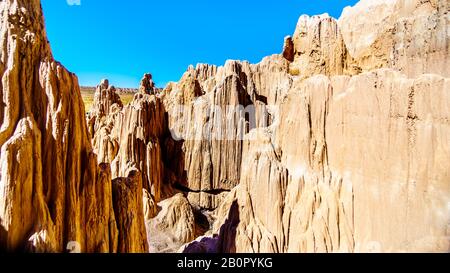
[
  {"x1": 88, "y1": 79, "x2": 123, "y2": 139},
  {"x1": 211, "y1": 69, "x2": 450, "y2": 253},
  {"x1": 111, "y1": 92, "x2": 167, "y2": 201},
  {"x1": 112, "y1": 170, "x2": 149, "y2": 253},
  {"x1": 178, "y1": 0, "x2": 449, "y2": 253},
  {"x1": 339, "y1": 0, "x2": 449, "y2": 77},
  {"x1": 91, "y1": 79, "x2": 123, "y2": 117},
  {"x1": 288, "y1": 14, "x2": 357, "y2": 77},
  {"x1": 89, "y1": 80, "x2": 124, "y2": 163},
  {"x1": 90, "y1": 75, "x2": 167, "y2": 205},
  {"x1": 0, "y1": 0, "x2": 118, "y2": 252},
  {"x1": 163, "y1": 56, "x2": 293, "y2": 210},
  {"x1": 6, "y1": 0, "x2": 447, "y2": 254},
  {"x1": 0, "y1": 0, "x2": 148, "y2": 253}
]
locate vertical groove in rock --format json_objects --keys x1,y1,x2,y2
[
  {"x1": 0, "y1": 0, "x2": 148, "y2": 253},
  {"x1": 180, "y1": 0, "x2": 449, "y2": 253},
  {"x1": 1, "y1": 0, "x2": 449, "y2": 253}
]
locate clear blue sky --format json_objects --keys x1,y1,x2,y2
[{"x1": 41, "y1": 0, "x2": 358, "y2": 88}]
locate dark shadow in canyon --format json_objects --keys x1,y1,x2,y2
[
  {"x1": 217, "y1": 200, "x2": 239, "y2": 253},
  {"x1": 181, "y1": 200, "x2": 240, "y2": 253},
  {"x1": 0, "y1": 225, "x2": 7, "y2": 252}
]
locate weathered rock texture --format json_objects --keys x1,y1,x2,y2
[
  {"x1": 0, "y1": 0, "x2": 147, "y2": 253},
  {"x1": 112, "y1": 170, "x2": 149, "y2": 253},
  {"x1": 178, "y1": 0, "x2": 449, "y2": 253},
  {"x1": 88, "y1": 79, "x2": 123, "y2": 138},
  {"x1": 288, "y1": 14, "x2": 357, "y2": 77},
  {"x1": 162, "y1": 56, "x2": 293, "y2": 210},
  {"x1": 139, "y1": 73, "x2": 157, "y2": 95},
  {"x1": 339, "y1": 0, "x2": 449, "y2": 78},
  {"x1": 147, "y1": 193, "x2": 196, "y2": 253},
  {"x1": 90, "y1": 75, "x2": 167, "y2": 204},
  {"x1": 208, "y1": 70, "x2": 449, "y2": 253},
  {"x1": 2, "y1": 0, "x2": 448, "y2": 254}
]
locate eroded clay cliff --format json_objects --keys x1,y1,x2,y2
[
  {"x1": 179, "y1": 0, "x2": 449, "y2": 253},
  {"x1": 0, "y1": 0, "x2": 147, "y2": 253},
  {"x1": 1, "y1": 0, "x2": 448, "y2": 254}
]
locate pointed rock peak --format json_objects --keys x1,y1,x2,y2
[
  {"x1": 139, "y1": 73, "x2": 156, "y2": 95},
  {"x1": 0, "y1": 0, "x2": 52, "y2": 60},
  {"x1": 100, "y1": 79, "x2": 110, "y2": 90}
]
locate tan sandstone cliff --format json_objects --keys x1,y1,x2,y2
[
  {"x1": 1, "y1": 0, "x2": 448, "y2": 254},
  {"x1": 0, "y1": 0, "x2": 147, "y2": 253},
  {"x1": 179, "y1": 0, "x2": 450, "y2": 253}
]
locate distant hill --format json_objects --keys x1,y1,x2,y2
[{"x1": 80, "y1": 86, "x2": 138, "y2": 94}]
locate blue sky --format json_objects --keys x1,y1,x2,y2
[{"x1": 41, "y1": 0, "x2": 359, "y2": 88}]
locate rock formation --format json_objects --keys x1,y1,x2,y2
[
  {"x1": 1, "y1": 0, "x2": 448, "y2": 254},
  {"x1": 112, "y1": 170, "x2": 149, "y2": 253},
  {"x1": 339, "y1": 0, "x2": 449, "y2": 77},
  {"x1": 147, "y1": 193, "x2": 196, "y2": 252},
  {"x1": 90, "y1": 74, "x2": 167, "y2": 203},
  {"x1": 139, "y1": 73, "x2": 156, "y2": 95},
  {"x1": 0, "y1": 0, "x2": 147, "y2": 253},
  {"x1": 89, "y1": 80, "x2": 124, "y2": 163},
  {"x1": 161, "y1": 56, "x2": 293, "y2": 210},
  {"x1": 178, "y1": 0, "x2": 449, "y2": 253},
  {"x1": 288, "y1": 14, "x2": 357, "y2": 77},
  {"x1": 88, "y1": 79, "x2": 123, "y2": 136}
]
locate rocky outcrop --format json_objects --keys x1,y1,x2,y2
[
  {"x1": 287, "y1": 14, "x2": 358, "y2": 77},
  {"x1": 88, "y1": 79, "x2": 123, "y2": 138},
  {"x1": 111, "y1": 92, "x2": 167, "y2": 201},
  {"x1": 3, "y1": 0, "x2": 447, "y2": 254},
  {"x1": 89, "y1": 74, "x2": 168, "y2": 207},
  {"x1": 147, "y1": 193, "x2": 196, "y2": 252},
  {"x1": 178, "y1": 0, "x2": 450, "y2": 253},
  {"x1": 92, "y1": 79, "x2": 123, "y2": 117},
  {"x1": 112, "y1": 170, "x2": 149, "y2": 253},
  {"x1": 139, "y1": 73, "x2": 157, "y2": 95},
  {"x1": 0, "y1": 0, "x2": 147, "y2": 253},
  {"x1": 89, "y1": 80, "x2": 124, "y2": 163},
  {"x1": 162, "y1": 56, "x2": 294, "y2": 210},
  {"x1": 209, "y1": 69, "x2": 450, "y2": 253},
  {"x1": 339, "y1": 0, "x2": 449, "y2": 77}
]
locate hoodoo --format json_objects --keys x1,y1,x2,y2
[{"x1": 0, "y1": 0, "x2": 147, "y2": 253}]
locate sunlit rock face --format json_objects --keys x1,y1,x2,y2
[
  {"x1": 206, "y1": 70, "x2": 449, "y2": 253},
  {"x1": 90, "y1": 74, "x2": 167, "y2": 205},
  {"x1": 339, "y1": 0, "x2": 450, "y2": 78},
  {"x1": 179, "y1": 0, "x2": 450, "y2": 253},
  {"x1": 0, "y1": 0, "x2": 147, "y2": 253},
  {"x1": 1, "y1": 0, "x2": 448, "y2": 253},
  {"x1": 161, "y1": 57, "x2": 293, "y2": 211}
]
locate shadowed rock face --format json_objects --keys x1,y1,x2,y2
[
  {"x1": 0, "y1": 0, "x2": 147, "y2": 253},
  {"x1": 139, "y1": 73, "x2": 156, "y2": 95}
]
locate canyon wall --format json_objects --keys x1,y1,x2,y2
[
  {"x1": 0, "y1": 0, "x2": 448, "y2": 253},
  {"x1": 180, "y1": 0, "x2": 450, "y2": 253},
  {"x1": 0, "y1": 0, "x2": 147, "y2": 252}
]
